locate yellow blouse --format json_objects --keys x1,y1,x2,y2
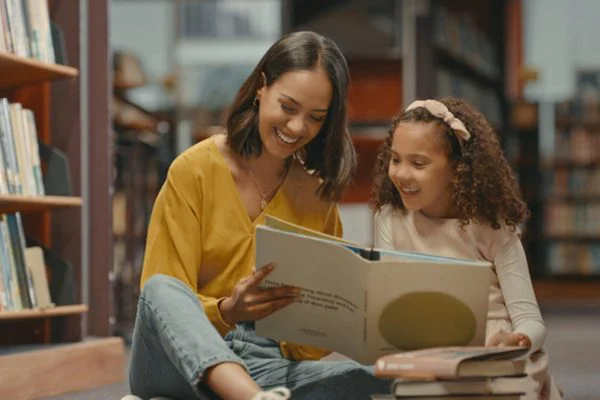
[{"x1": 140, "y1": 135, "x2": 342, "y2": 360}]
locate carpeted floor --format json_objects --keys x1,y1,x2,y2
[{"x1": 45, "y1": 301, "x2": 600, "y2": 400}]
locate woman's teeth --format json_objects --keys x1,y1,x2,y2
[{"x1": 276, "y1": 129, "x2": 300, "y2": 144}]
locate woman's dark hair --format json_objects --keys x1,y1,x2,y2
[
  {"x1": 371, "y1": 97, "x2": 529, "y2": 230},
  {"x1": 225, "y1": 31, "x2": 356, "y2": 201}
]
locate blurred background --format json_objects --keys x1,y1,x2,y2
[{"x1": 0, "y1": 0, "x2": 598, "y2": 399}]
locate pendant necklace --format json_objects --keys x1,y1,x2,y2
[{"x1": 246, "y1": 161, "x2": 290, "y2": 210}]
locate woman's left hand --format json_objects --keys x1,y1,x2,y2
[{"x1": 486, "y1": 330, "x2": 532, "y2": 347}]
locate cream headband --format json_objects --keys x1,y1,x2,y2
[{"x1": 404, "y1": 99, "x2": 471, "y2": 142}]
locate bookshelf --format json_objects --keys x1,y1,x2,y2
[
  {"x1": 416, "y1": 0, "x2": 505, "y2": 130},
  {"x1": 539, "y1": 98, "x2": 600, "y2": 279},
  {"x1": 509, "y1": 104, "x2": 600, "y2": 299},
  {"x1": 0, "y1": 0, "x2": 125, "y2": 398}
]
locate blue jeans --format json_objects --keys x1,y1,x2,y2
[{"x1": 129, "y1": 274, "x2": 391, "y2": 399}]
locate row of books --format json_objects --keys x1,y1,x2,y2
[
  {"x1": 0, "y1": 212, "x2": 51, "y2": 311},
  {"x1": 0, "y1": 98, "x2": 44, "y2": 197},
  {"x1": 437, "y1": 68, "x2": 502, "y2": 127},
  {"x1": 544, "y1": 202, "x2": 600, "y2": 237},
  {"x1": 555, "y1": 71, "x2": 600, "y2": 123},
  {"x1": 547, "y1": 242, "x2": 600, "y2": 276},
  {"x1": 434, "y1": 5, "x2": 500, "y2": 81},
  {"x1": 543, "y1": 167, "x2": 600, "y2": 198},
  {"x1": 372, "y1": 346, "x2": 533, "y2": 399},
  {"x1": 0, "y1": 0, "x2": 55, "y2": 62},
  {"x1": 553, "y1": 128, "x2": 600, "y2": 165}
]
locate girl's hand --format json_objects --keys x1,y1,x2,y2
[
  {"x1": 486, "y1": 330, "x2": 532, "y2": 348},
  {"x1": 219, "y1": 263, "x2": 301, "y2": 325}
]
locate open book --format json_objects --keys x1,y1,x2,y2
[{"x1": 254, "y1": 216, "x2": 493, "y2": 364}]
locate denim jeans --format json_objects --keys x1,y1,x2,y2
[{"x1": 129, "y1": 274, "x2": 391, "y2": 399}]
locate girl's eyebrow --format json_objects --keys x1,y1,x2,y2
[
  {"x1": 279, "y1": 93, "x2": 328, "y2": 113},
  {"x1": 390, "y1": 149, "x2": 432, "y2": 159}
]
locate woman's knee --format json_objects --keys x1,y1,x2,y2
[
  {"x1": 142, "y1": 274, "x2": 180, "y2": 298},
  {"x1": 141, "y1": 274, "x2": 203, "y2": 307}
]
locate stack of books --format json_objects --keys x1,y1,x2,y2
[{"x1": 371, "y1": 346, "x2": 535, "y2": 400}]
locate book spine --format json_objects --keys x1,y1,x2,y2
[
  {"x1": 6, "y1": 213, "x2": 32, "y2": 308},
  {"x1": 0, "y1": 219, "x2": 15, "y2": 311}
]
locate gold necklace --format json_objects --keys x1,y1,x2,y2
[{"x1": 246, "y1": 161, "x2": 289, "y2": 210}]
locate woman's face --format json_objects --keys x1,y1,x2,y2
[{"x1": 256, "y1": 67, "x2": 333, "y2": 160}]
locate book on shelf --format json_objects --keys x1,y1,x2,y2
[
  {"x1": 0, "y1": 0, "x2": 56, "y2": 63},
  {"x1": 0, "y1": 98, "x2": 45, "y2": 197},
  {"x1": 254, "y1": 216, "x2": 492, "y2": 364},
  {"x1": 0, "y1": 212, "x2": 55, "y2": 312}
]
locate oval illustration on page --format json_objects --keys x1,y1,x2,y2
[{"x1": 378, "y1": 291, "x2": 476, "y2": 349}]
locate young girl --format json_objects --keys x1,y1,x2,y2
[
  {"x1": 371, "y1": 98, "x2": 562, "y2": 400},
  {"x1": 126, "y1": 31, "x2": 390, "y2": 400}
]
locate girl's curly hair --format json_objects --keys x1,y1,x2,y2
[{"x1": 371, "y1": 97, "x2": 529, "y2": 230}]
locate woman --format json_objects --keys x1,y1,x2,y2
[{"x1": 128, "y1": 31, "x2": 390, "y2": 400}]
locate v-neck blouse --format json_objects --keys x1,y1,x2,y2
[{"x1": 140, "y1": 135, "x2": 342, "y2": 360}]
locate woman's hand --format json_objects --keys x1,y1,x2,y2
[
  {"x1": 219, "y1": 264, "x2": 301, "y2": 325},
  {"x1": 486, "y1": 330, "x2": 532, "y2": 348}
]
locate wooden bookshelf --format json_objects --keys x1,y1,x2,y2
[
  {"x1": 0, "y1": 52, "x2": 78, "y2": 89},
  {"x1": 0, "y1": 304, "x2": 88, "y2": 320},
  {"x1": 0, "y1": 194, "x2": 82, "y2": 214},
  {"x1": 0, "y1": 1, "x2": 124, "y2": 398}
]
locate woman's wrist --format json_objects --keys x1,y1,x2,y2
[{"x1": 218, "y1": 297, "x2": 236, "y2": 326}]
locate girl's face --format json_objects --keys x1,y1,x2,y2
[
  {"x1": 256, "y1": 68, "x2": 332, "y2": 160},
  {"x1": 388, "y1": 121, "x2": 456, "y2": 218}
]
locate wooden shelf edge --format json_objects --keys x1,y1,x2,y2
[
  {"x1": 0, "y1": 337, "x2": 125, "y2": 399},
  {"x1": 534, "y1": 279, "x2": 600, "y2": 300},
  {"x1": 0, "y1": 304, "x2": 88, "y2": 320},
  {"x1": 0, "y1": 194, "x2": 83, "y2": 213},
  {"x1": 0, "y1": 51, "x2": 79, "y2": 89},
  {"x1": 543, "y1": 235, "x2": 600, "y2": 242}
]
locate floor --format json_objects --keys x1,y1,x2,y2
[{"x1": 45, "y1": 301, "x2": 600, "y2": 400}]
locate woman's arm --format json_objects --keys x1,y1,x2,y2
[
  {"x1": 492, "y1": 236, "x2": 547, "y2": 352},
  {"x1": 138, "y1": 157, "x2": 240, "y2": 329}
]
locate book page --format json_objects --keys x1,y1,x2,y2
[
  {"x1": 377, "y1": 248, "x2": 491, "y2": 266},
  {"x1": 255, "y1": 226, "x2": 369, "y2": 361},
  {"x1": 364, "y1": 260, "x2": 492, "y2": 363},
  {"x1": 265, "y1": 215, "x2": 358, "y2": 245}
]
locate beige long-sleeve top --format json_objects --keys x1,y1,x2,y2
[{"x1": 373, "y1": 206, "x2": 547, "y2": 352}]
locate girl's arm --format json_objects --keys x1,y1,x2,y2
[{"x1": 493, "y1": 235, "x2": 547, "y2": 352}]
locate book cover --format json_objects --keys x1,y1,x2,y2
[
  {"x1": 254, "y1": 217, "x2": 492, "y2": 364},
  {"x1": 390, "y1": 376, "x2": 532, "y2": 397},
  {"x1": 375, "y1": 347, "x2": 529, "y2": 380}
]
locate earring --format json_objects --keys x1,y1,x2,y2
[{"x1": 253, "y1": 97, "x2": 260, "y2": 110}]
